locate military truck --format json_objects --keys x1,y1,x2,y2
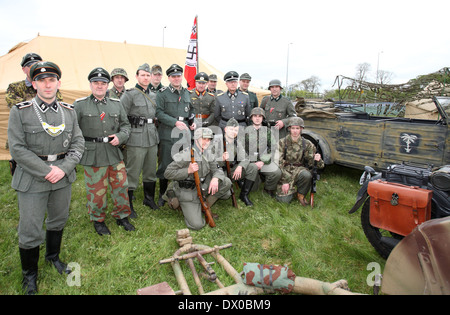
[{"x1": 300, "y1": 96, "x2": 450, "y2": 170}]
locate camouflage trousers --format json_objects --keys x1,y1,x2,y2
[
  {"x1": 83, "y1": 161, "x2": 131, "y2": 222},
  {"x1": 276, "y1": 167, "x2": 312, "y2": 203}
]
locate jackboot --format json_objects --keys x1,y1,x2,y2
[
  {"x1": 45, "y1": 230, "x2": 70, "y2": 274},
  {"x1": 239, "y1": 179, "x2": 255, "y2": 206},
  {"x1": 297, "y1": 193, "x2": 308, "y2": 206},
  {"x1": 128, "y1": 190, "x2": 137, "y2": 218},
  {"x1": 19, "y1": 246, "x2": 39, "y2": 295},
  {"x1": 116, "y1": 217, "x2": 135, "y2": 231},
  {"x1": 157, "y1": 179, "x2": 168, "y2": 207},
  {"x1": 143, "y1": 181, "x2": 159, "y2": 210},
  {"x1": 94, "y1": 221, "x2": 111, "y2": 236}
]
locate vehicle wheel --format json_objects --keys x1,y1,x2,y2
[{"x1": 360, "y1": 197, "x2": 403, "y2": 259}]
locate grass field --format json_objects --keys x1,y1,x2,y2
[{"x1": 0, "y1": 160, "x2": 386, "y2": 295}]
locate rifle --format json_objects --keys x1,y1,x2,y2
[
  {"x1": 190, "y1": 147, "x2": 216, "y2": 227},
  {"x1": 310, "y1": 139, "x2": 320, "y2": 208},
  {"x1": 223, "y1": 140, "x2": 238, "y2": 208}
]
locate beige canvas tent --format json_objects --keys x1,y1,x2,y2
[{"x1": 0, "y1": 35, "x2": 269, "y2": 160}]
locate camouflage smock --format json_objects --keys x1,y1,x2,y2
[{"x1": 277, "y1": 135, "x2": 324, "y2": 195}]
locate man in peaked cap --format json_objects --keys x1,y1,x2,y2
[
  {"x1": 190, "y1": 72, "x2": 216, "y2": 127},
  {"x1": 164, "y1": 127, "x2": 231, "y2": 230},
  {"x1": 206, "y1": 74, "x2": 223, "y2": 96},
  {"x1": 149, "y1": 64, "x2": 164, "y2": 92},
  {"x1": 156, "y1": 64, "x2": 195, "y2": 207},
  {"x1": 121, "y1": 63, "x2": 160, "y2": 212},
  {"x1": 214, "y1": 71, "x2": 252, "y2": 131},
  {"x1": 108, "y1": 68, "x2": 129, "y2": 99},
  {"x1": 239, "y1": 73, "x2": 258, "y2": 108},
  {"x1": 6, "y1": 53, "x2": 63, "y2": 108},
  {"x1": 74, "y1": 67, "x2": 135, "y2": 236},
  {"x1": 8, "y1": 61, "x2": 85, "y2": 294}
]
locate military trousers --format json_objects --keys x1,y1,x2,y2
[
  {"x1": 83, "y1": 161, "x2": 131, "y2": 222},
  {"x1": 125, "y1": 145, "x2": 158, "y2": 190},
  {"x1": 175, "y1": 177, "x2": 232, "y2": 230},
  {"x1": 254, "y1": 162, "x2": 282, "y2": 191},
  {"x1": 230, "y1": 163, "x2": 258, "y2": 182},
  {"x1": 17, "y1": 185, "x2": 71, "y2": 249},
  {"x1": 276, "y1": 168, "x2": 312, "y2": 203}
]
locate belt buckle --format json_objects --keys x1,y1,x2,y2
[
  {"x1": 48, "y1": 154, "x2": 57, "y2": 162},
  {"x1": 102, "y1": 137, "x2": 109, "y2": 143},
  {"x1": 178, "y1": 117, "x2": 184, "y2": 121},
  {"x1": 147, "y1": 118, "x2": 153, "y2": 124}
]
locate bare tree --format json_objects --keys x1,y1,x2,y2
[
  {"x1": 355, "y1": 63, "x2": 371, "y2": 83},
  {"x1": 300, "y1": 76, "x2": 321, "y2": 93},
  {"x1": 376, "y1": 70, "x2": 393, "y2": 85}
]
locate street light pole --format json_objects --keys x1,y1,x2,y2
[{"x1": 376, "y1": 51, "x2": 383, "y2": 84}]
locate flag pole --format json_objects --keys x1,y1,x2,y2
[{"x1": 196, "y1": 15, "x2": 199, "y2": 73}]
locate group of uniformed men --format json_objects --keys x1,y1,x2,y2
[{"x1": 7, "y1": 53, "x2": 323, "y2": 294}]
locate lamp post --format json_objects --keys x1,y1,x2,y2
[
  {"x1": 376, "y1": 51, "x2": 383, "y2": 84},
  {"x1": 286, "y1": 42, "x2": 293, "y2": 98}
]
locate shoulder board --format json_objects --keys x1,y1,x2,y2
[
  {"x1": 109, "y1": 98, "x2": 120, "y2": 102},
  {"x1": 207, "y1": 92, "x2": 215, "y2": 97},
  {"x1": 159, "y1": 87, "x2": 167, "y2": 92},
  {"x1": 241, "y1": 91, "x2": 248, "y2": 95},
  {"x1": 74, "y1": 96, "x2": 88, "y2": 102},
  {"x1": 217, "y1": 92, "x2": 224, "y2": 97},
  {"x1": 15, "y1": 101, "x2": 32, "y2": 109},
  {"x1": 59, "y1": 102, "x2": 74, "y2": 110}
]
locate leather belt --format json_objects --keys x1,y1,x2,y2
[
  {"x1": 195, "y1": 114, "x2": 210, "y2": 119},
  {"x1": 39, "y1": 153, "x2": 66, "y2": 162},
  {"x1": 221, "y1": 118, "x2": 246, "y2": 123},
  {"x1": 178, "y1": 180, "x2": 196, "y2": 189},
  {"x1": 178, "y1": 178, "x2": 205, "y2": 189},
  {"x1": 84, "y1": 136, "x2": 112, "y2": 143}
]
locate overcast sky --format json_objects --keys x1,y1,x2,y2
[{"x1": 1, "y1": 0, "x2": 449, "y2": 92}]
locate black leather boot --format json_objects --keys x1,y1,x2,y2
[
  {"x1": 143, "y1": 182, "x2": 159, "y2": 210},
  {"x1": 157, "y1": 179, "x2": 168, "y2": 207},
  {"x1": 239, "y1": 179, "x2": 255, "y2": 206},
  {"x1": 19, "y1": 246, "x2": 39, "y2": 295},
  {"x1": 45, "y1": 230, "x2": 70, "y2": 275},
  {"x1": 94, "y1": 221, "x2": 111, "y2": 235},
  {"x1": 128, "y1": 190, "x2": 137, "y2": 218},
  {"x1": 116, "y1": 216, "x2": 135, "y2": 231}
]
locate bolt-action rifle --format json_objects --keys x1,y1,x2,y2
[
  {"x1": 310, "y1": 139, "x2": 320, "y2": 208},
  {"x1": 190, "y1": 147, "x2": 216, "y2": 227},
  {"x1": 223, "y1": 140, "x2": 238, "y2": 208}
]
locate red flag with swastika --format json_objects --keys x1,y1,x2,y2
[{"x1": 184, "y1": 16, "x2": 198, "y2": 91}]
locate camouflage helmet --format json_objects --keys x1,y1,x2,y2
[
  {"x1": 110, "y1": 68, "x2": 129, "y2": 81},
  {"x1": 287, "y1": 116, "x2": 305, "y2": 128},
  {"x1": 250, "y1": 107, "x2": 265, "y2": 118},
  {"x1": 268, "y1": 79, "x2": 283, "y2": 90},
  {"x1": 193, "y1": 127, "x2": 214, "y2": 139}
]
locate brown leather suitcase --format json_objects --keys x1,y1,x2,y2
[{"x1": 368, "y1": 180, "x2": 433, "y2": 236}]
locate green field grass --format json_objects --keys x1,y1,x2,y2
[{"x1": 0, "y1": 161, "x2": 385, "y2": 295}]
